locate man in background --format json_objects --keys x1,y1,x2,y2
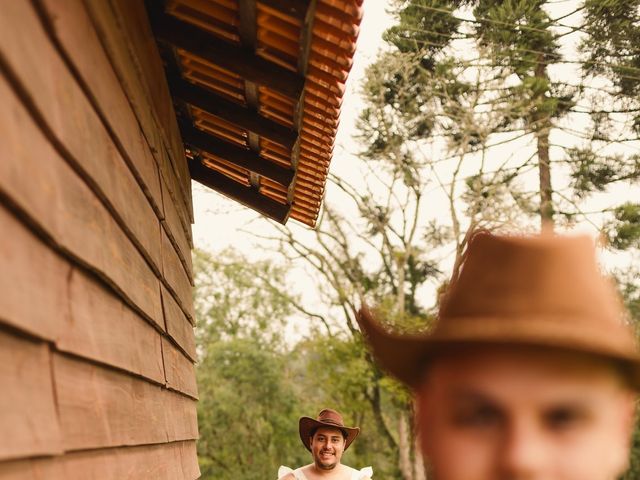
[
  {"x1": 358, "y1": 233, "x2": 639, "y2": 480},
  {"x1": 278, "y1": 408, "x2": 373, "y2": 480}
]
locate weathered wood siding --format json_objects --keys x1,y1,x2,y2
[{"x1": 0, "y1": 0, "x2": 198, "y2": 477}]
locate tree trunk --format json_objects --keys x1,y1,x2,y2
[
  {"x1": 537, "y1": 126, "x2": 553, "y2": 232},
  {"x1": 535, "y1": 58, "x2": 554, "y2": 233},
  {"x1": 397, "y1": 252, "x2": 406, "y2": 319},
  {"x1": 398, "y1": 413, "x2": 414, "y2": 480},
  {"x1": 413, "y1": 433, "x2": 427, "y2": 480}
]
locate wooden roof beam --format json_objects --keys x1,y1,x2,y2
[
  {"x1": 189, "y1": 159, "x2": 288, "y2": 223},
  {"x1": 181, "y1": 123, "x2": 294, "y2": 187},
  {"x1": 259, "y1": 0, "x2": 311, "y2": 22},
  {"x1": 170, "y1": 76, "x2": 297, "y2": 150},
  {"x1": 151, "y1": 13, "x2": 304, "y2": 100}
]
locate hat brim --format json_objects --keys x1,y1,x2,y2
[
  {"x1": 356, "y1": 305, "x2": 640, "y2": 391},
  {"x1": 299, "y1": 417, "x2": 360, "y2": 451}
]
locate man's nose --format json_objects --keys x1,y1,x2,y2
[{"x1": 499, "y1": 418, "x2": 546, "y2": 479}]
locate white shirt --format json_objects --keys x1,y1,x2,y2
[{"x1": 277, "y1": 465, "x2": 373, "y2": 480}]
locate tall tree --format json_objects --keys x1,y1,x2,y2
[{"x1": 367, "y1": 0, "x2": 640, "y2": 234}]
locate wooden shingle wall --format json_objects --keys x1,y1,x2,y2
[{"x1": 0, "y1": 0, "x2": 199, "y2": 478}]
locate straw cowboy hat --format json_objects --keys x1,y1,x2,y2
[
  {"x1": 357, "y1": 233, "x2": 640, "y2": 390},
  {"x1": 299, "y1": 409, "x2": 360, "y2": 451}
]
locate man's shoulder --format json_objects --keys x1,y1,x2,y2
[{"x1": 279, "y1": 464, "x2": 372, "y2": 480}]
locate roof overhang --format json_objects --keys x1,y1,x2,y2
[{"x1": 146, "y1": 0, "x2": 363, "y2": 227}]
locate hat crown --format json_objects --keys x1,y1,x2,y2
[
  {"x1": 437, "y1": 234, "x2": 627, "y2": 339},
  {"x1": 316, "y1": 408, "x2": 345, "y2": 427}
]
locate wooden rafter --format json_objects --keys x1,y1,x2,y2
[
  {"x1": 181, "y1": 123, "x2": 294, "y2": 186},
  {"x1": 189, "y1": 159, "x2": 288, "y2": 223},
  {"x1": 170, "y1": 76, "x2": 297, "y2": 150},
  {"x1": 259, "y1": 0, "x2": 310, "y2": 22},
  {"x1": 151, "y1": 13, "x2": 304, "y2": 100},
  {"x1": 238, "y1": 0, "x2": 262, "y2": 190}
]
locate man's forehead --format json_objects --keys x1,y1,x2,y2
[{"x1": 314, "y1": 426, "x2": 345, "y2": 437}]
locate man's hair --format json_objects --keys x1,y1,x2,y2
[{"x1": 310, "y1": 426, "x2": 348, "y2": 440}]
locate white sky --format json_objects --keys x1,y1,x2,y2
[{"x1": 192, "y1": 1, "x2": 640, "y2": 337}]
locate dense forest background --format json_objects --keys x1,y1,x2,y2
[{"x1": 194, "y1": 0, "x2": 640, "y2": 478}]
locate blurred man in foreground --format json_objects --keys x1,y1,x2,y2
[
  {"x1": 278, "y1": 408, "x2": 373, "y2": 479},
  {"x1": 358, "y1": 233, "x2": 639, "y2": 480}
]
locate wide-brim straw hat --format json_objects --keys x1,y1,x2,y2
[
  {"x1": 357, "y1": 233, "x2": 640, "y2": 390},
  {"x1": 299, "y1": 409, "x2": 360, "y2": 451}
]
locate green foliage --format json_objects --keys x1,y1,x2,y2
[
  {"x1": 384, "y1": 0, "x2": 462, "y2": 58},
  {"x1": 193, "y1": 248, "x2": 292, "y2": 349},
  {"x1": 197, "y1": 337, "x2": 306, "y2": 479},
  {"x1": 606, "y1": 203, "x2": 640, "y2": 250},
  {"x1": 582, "y1": 0, "x2": 640, "y2": 97},
  {"x1": 623, "y1": 421, "x2": 640, "y2": 479},
  {"x1": 194, "y1": 249, "x2": 304, "y2": 479},
  {"x1": 569, "y1": 149, "x2": 640, "y2": 197}
]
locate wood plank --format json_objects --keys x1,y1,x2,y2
[
  {"x1": 83, "y1": 0, "x2": 193, "y2": 223},
  {"x1": 0, "y1": 74, "x2": 163, "y2": 329},
  {"x1": 37, "y1": 0, "x2": 164, "y2": 224},
  {"x1": 0, "y1": 204, "x2": 170, "y2": 389},
  {"x1": 171, "y1": 76, "x2": 298, "y2": 150},
  {"x1": 162, "y1": 284, "x2": 197, "y2": 359},
  {"x1": 64, "y1": 440, "x2": 200, "y2": 480},
  {"x1": 0, "y1": 441, "x2": 199, "y2": 480},
  {"x1": 161, "y1": 175, "x2": 194, "y2": 282},
  {"x1": 162, "y1": 229, "x2": 196, "y2": 323},
  {"x1": 0, "y1": 206, "x2": 70, "y2": 341},
  {"x1": 59, "y1": 267, "x2": 165, "y2": 383},
  {"x1": 0, "y1": 457, "x2": 63, "y2": 480},
  {"x1": 151, "y1": 12, "x2": 304, "y2": 100},
  {"x1": 181, "y1": 122, "x2": 294, "y2": 186},
  {"x1": 0, "y1": 0, "x2": 164, "y2": 277},
  {"x1": 158, "y1": 129, "x2": 195, "y2": 250},
  {"x1": 0, "y1": 205, "x2": 165, "y2": 385},
  {"x1": 260, "y1": 0, "x2": 311, "y2": 21},
  {"x1": 238, "y1": 0, "x2": 258, "y2": 47},
  {"x1": 54, "y1": 353, "x2": 198, "y2": 451},
  {"x1": 0, "y1": 330, "x2": 61, "y2": 461},
  {"x1": 162, "y1": 337, "x2": 198, "y2": 399},
  {"x1": 108, "y1": 0, "x2": 188, "y2": 191},
  {"x1": 190, "y1": 159, "x2": 290, "y2": 223}
]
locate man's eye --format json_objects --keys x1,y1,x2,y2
[
  {"x1": 544, "y1": 407, "x2": 586, "y2": 431},
  {"x1": 453, "y1": 406, "x2": 501, "y2": 428}
]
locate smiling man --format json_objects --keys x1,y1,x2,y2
[
  {"x1": 278, "y1": 409, "x2": 373, "y2": 480},
  {"x1": 357, "y1": 233, "x2": 640, "y2": 480}
]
